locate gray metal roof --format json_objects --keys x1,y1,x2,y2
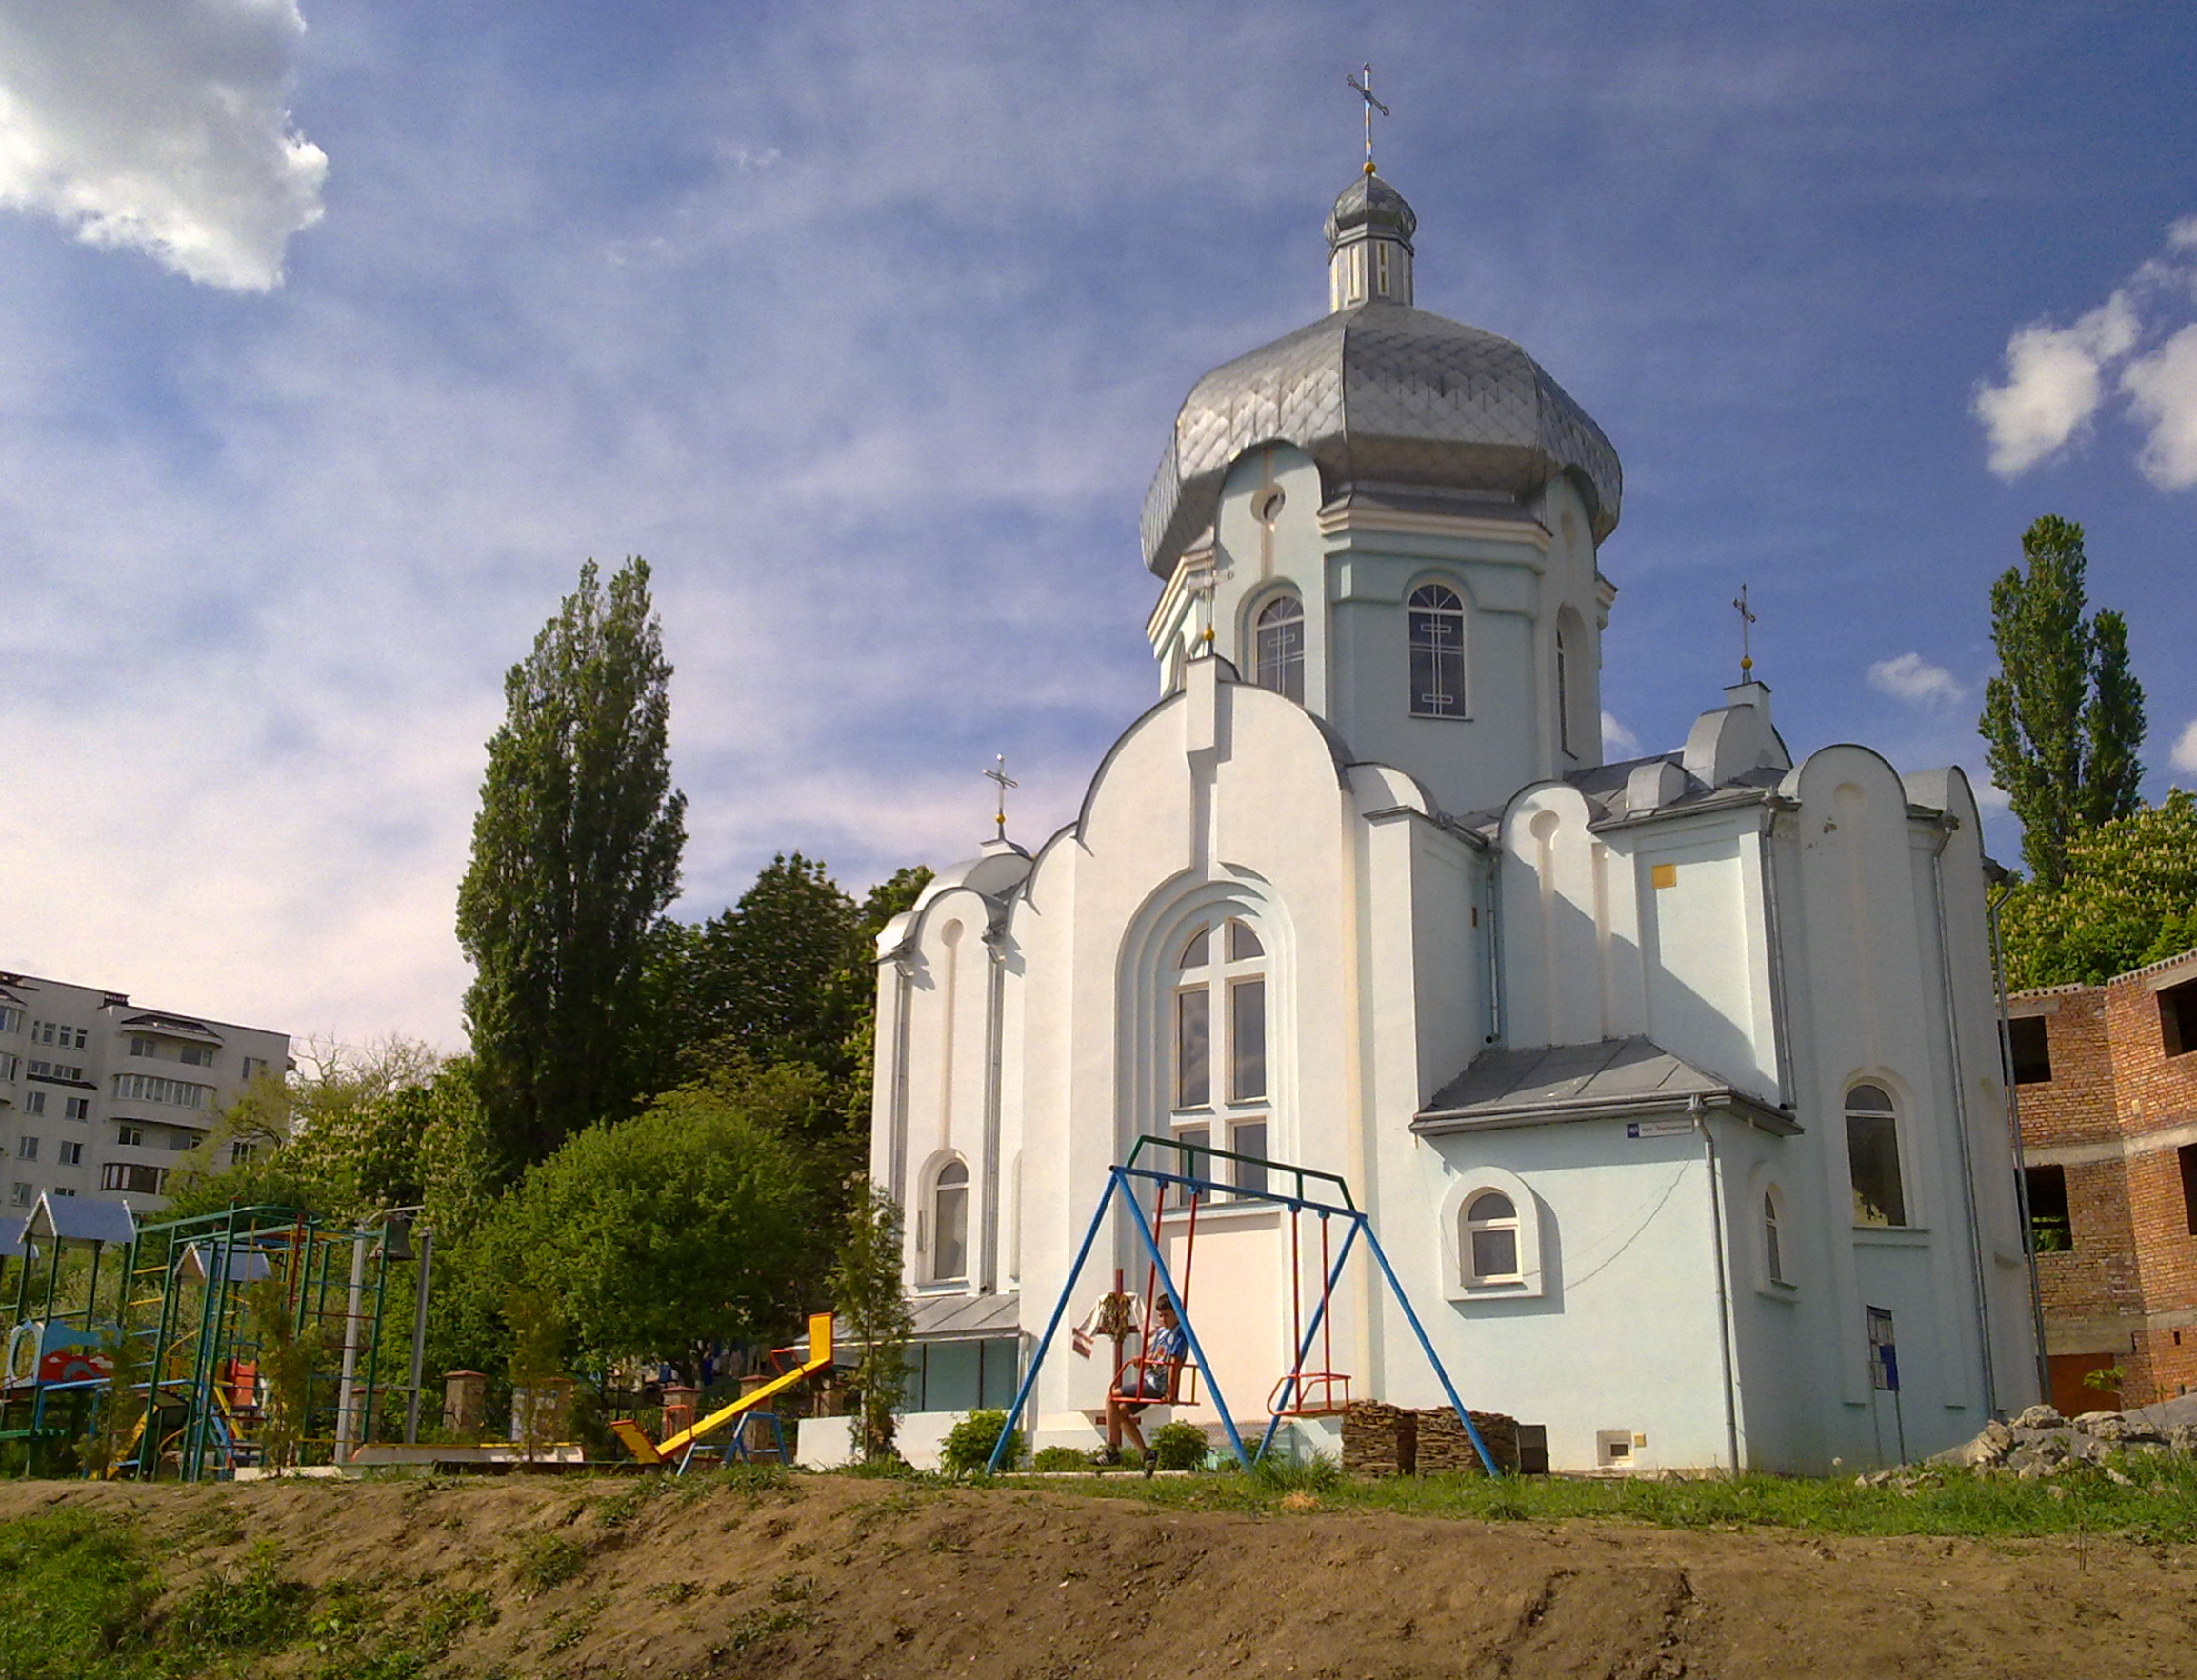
[
  {"x1": 1415, "y1": 1037, "x2": 1794, "y2": 1135},
  {"x1": 908, "y1": 1291, "x2": 1021, "y2": 1341},
  {"x1": 24, "y1": 1194, "x2": 138, "y2": 1247},
  {"x1": 1141, "y1": 299, "x2": 1623, "y2": 579}
]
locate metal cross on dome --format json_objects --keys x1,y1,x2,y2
[
  {"x1": 1733, "y1": 584, "x2": 1759, "y2": 679},
  {"x1": 985, "y1": 754, "x2": 1018, "y2": 839},
  {"x1": 1347, "y1": 63, "x2": 1391, "y2": 175}
]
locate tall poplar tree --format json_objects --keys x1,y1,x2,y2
[
  {"x1": 457, "y1": 558, "x2": 687, "y2": 1172},
  {"x1": 1979, "y1": 515, "x2": 2146, "y2": 888}
]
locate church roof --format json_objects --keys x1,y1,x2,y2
[
  {"x1": 1139, "y1": 292, "x2": 1623, "y2": 580},
  {"x1": 1414, "y1": 1037, "x2": 1795, "y2": 1135}
]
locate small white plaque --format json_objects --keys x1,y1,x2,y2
[{"x1": 1626, "y1": 1118, "x2": 1693, "y2": 1139}]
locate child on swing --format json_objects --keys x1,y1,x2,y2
[{"x1": 1102, "y1": 1294, "x2": 1188, "y2": 1467}]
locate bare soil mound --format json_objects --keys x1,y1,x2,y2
[{"x1": 4, "y1": 1472, "x2": 2194, "y2": 1679}]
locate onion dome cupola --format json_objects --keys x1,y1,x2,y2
[{"x1": 1139, "y1": 172, "x2": 1624, "y2": 583}]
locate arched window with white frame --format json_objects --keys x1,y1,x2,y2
[
  {"x1": 1461, "y1": 1190, "x2": 1522, "y2": 1286},
  {"x1": 1844, "y1": 1083, "x2": 1907, "y2": 1228},
  {"x1": 926, "y1": 1157, "x2": 969, "y2": 1284},
  {"x1": 1168, "y1": 914, "x2": 1271, "y2": 1198},
  {"x1": 1252, "y1": 594, "x2": 1305, "y2": 704},
  {"x1": 1408, "y1": 583, "x2": 1468, "y2": 718}
]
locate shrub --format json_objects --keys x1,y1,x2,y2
[
  {"x1": 940, "y1": 1409, "x2": 1022, "y2": 1477},
  {"x1": 1149, "y1": 1421, "x2": 1210, "y2": 1472},
  {"x1": 1030, "y1": 1446, "x2": 1096, "y2": 1472}
]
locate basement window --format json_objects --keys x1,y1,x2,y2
[
  {"x1": 2007, "y1": 1015, "x2": 2052, "y2": 1084},
  {"x1": 2162, "y1": 978, "x2": 2197, "y2": 1059},
  {"x1": 2026, "y1": 1164, "x2": 2072, "y2": 1252}
]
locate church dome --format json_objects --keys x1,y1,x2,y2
[
  {"x1": 1324, "y1": 172, "x2": 1417, "y2": 248},
  {"x1": 1140, "y1": 177, "x2": 1622, "y2": 580}
]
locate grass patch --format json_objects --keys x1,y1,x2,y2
[
  {"x1": 1029, "y1": 1453, "x2": 2197, "y2": 1541},
  {"x1": 509, "y1": 1530, "x2": 591, "y2": 1596},
  {"x1": 0, "y1": 1509, "x2": 163, "y2": 1680}
]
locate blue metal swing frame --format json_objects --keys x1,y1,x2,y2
[{"x1": 985, "y1": 1137, "x2": 1499, "y2": 1475}]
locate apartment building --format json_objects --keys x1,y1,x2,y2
[
  {"x1": 0, "y1": 970, "x2": 291, "y2": 1218},
  {"x1": 2008, "y1": 947, "x2": 2197, "y2": 1414}
]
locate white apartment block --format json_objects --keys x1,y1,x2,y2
[{"x1": 0, "y1": 970, "x2": 292, "y2": 1218}]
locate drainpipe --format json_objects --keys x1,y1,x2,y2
[
  {"x1": 1484, "y1": 850, "x2": 1504, "y2": 1047},
  {"x1": 1755, "y1": 808, "x2": 1797, "y2": 1109},
  {"x1": 1927, "y1": 823, "x2": 1999, "y2": 1419},
  {"x1": 1987, "y1": 872, "x2": 2052, "y2": 1408},
  {"x1": 1692, "y1": 1096, "x2": 1742, "y2": 1474}
]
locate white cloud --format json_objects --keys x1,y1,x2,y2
[
  {"x1": 2122, "y1": 323, "x2": 2197, "y2": 490},
  {"x1": 1867, "y1": 651, "x2": 1964, "y2": 708},
  {"x1": 1975, "y1": 214, "x2": 2197, "y2": 486},
  {"x1": 2172, "y1": 718, "x2": 2197, "y2": 776},
  {"x1": 0, "y1": 0, "x2": 326, "y2": 290},
  {"x1": 1602, "y1": 711, "x2": 1643, "y2": 758},
  {"x1": 1972, "y1": 294, "x2": 2138, "y2": 476}
]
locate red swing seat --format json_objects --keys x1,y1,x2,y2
[
  {"x1": 1265, "y1": 1370, "x2": 1350, "y2": 1418},
  {"x1": 1112, "y1": 1351, "x2": 1197, "y2": 1408}
]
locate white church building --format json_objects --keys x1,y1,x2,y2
[{"x1": 862, "y1": 169, "x2": 2039, "y2": 1474}]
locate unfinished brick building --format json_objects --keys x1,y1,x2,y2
[{"x1": 2009, "y1": 947, "x2": 2197, "y2": 1415}]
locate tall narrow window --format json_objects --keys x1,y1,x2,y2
[
  {"x1": 1228, "y1": 979, "x2": 1266, "y2": 1102},
  {"x1": 1463, "y1": 1191, "x2": 1521, "y2": 1284},
  {"x1": 1555, "y1": 623, "x2": 1572, "y2": 753},
  {"x1": 2026, "y1": 1164, "x2": 2072, "y2": 1251},
  {"x1": 2179, "y1": 1143, "x2": 2197, "y2": 1237},
  {"x1": 931, "y1": 1160, "x2": 969, "y2": 1283},
  {"x1": 1845, "y1": 1084, "x2": 1907, "y2": 1228},
  {"x1": 1168, "y1": 914, "x2": 1272, "y2": 1198},
  {"x1": 1408, "y1": 585, "x2": 1467, "y2": 717},
  {"x1": 1253, "y1": 595, "x2": 1305, "y2": 704},
  {"x1": 2161, "y1": 978, "x2": 2197, "y2": 1058},
  {"x1": 1230, "y1": 1119, "x2": 1268, "y2": 1198},
  {"x1": 1763, "y1": 1190, "x2": 1786, "y2": 1284}
]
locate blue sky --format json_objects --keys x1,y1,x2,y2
[{"x1": 0, "y1": 1, "x2": 2192, "y2": 1050}]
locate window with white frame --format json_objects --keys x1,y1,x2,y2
[
  {"x1": 1461, "y1": 1190, "x2": 1523, "y2": 1285},
  {"x1": 1408, "y1": 584, "x2": 1468, "y2": 717},
  {"x1": 230, "y1": 1141, "x2": 258, "y2": 1166},
  {"x1": 16, "y1": 1136, "x2": 37, "y2": 1162},
  {"x1": 22, "y1": 1090, "x2": 45, "y2": 1117},
  {"x1": 1169, "y1": 916, "x2": 1272, "y2": 1198},
  {"x1": 1845, "y1": 1084, "x2": 1907, "y2": 1227},
  {"x1": 0, "y1": 1007, "x2": 22, "y2": 1034},
  {"x1": 63, "y1": 1098, "x2": 88, "y2": 1122},
  {"x1": 1252, "y1": 594, "x2": 1305, "y2": 704},
  {"x1": 9, "y1": 1183, "x2": 30, "y2": 1207},
  {"x1": 928, "y1": 1158, "x2": 969, "y2": 1284},
  {"x1": 59, "y1": 1141, "x2": 83, "y2": 1167}
]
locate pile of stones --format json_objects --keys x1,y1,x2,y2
[{"x1": 1925, "y1": 1398, "x2": 2197, "y2": 1479}]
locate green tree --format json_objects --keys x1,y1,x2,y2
[
  {"x1": 1998, "y1": 790, "x2": 2197, "y2": 987},
  {"x1": 829, "y1": 1187, "x2": 913, "y2": 1462},
  {"x1": 482, "y1": 1081, "x2": 811, "y2": 1373},
  {"x1": 457, "y1": 557, "x2": 687, "y2": 1173},
  {"x1": 1980, "y1": 515, "x2": 2147, "y2": 887},
  {"x1": 687, "y1": 853, "x2": 863, "y2": 1076}
]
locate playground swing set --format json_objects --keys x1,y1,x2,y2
[{"x1": 989, "y1": 1134, "x2": 1502, "y2": 1476}]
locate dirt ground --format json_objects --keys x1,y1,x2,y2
[{"x1": 6, "y1": 1471, "x2": 2197, "y2": 1679}]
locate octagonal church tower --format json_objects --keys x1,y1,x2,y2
[{"x1": 1141, "y1": 170, "x2": 1622, "y2": 820}]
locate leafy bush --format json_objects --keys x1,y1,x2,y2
[
  {"x1": 1149, "y1": 1421, "x2": 1210, "y2": 1472},
  {"x1": 940, "y1": 1409, "x2": 1022, "y2": 1477},
  {"x1": 1249, "y1": 1450, "x2": 1342, "y2": 1494},
  {"x1": 1030, "y1": 1446, "x2": 1096, "y2": 1472},
  {"x1": 171, "y1": 1551, "x2": 311, "y2": 1650},
  {"x1": 509, "y1": 1531, "x2": 590, "y2": 1596}
]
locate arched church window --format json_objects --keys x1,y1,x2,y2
[
  {"x1": 1844, "y1": 1084, "x2": 1907, "y2": 1228},
  {"x1": 1763, "y1": 1189, "x2": 1787, "y2": 1285},
  {"x1": 929, "y1": 1158, "x2": 969, "y2": 1283},
  {"x1": 1408, "y1": 584, "x2": 1467, "y2": 718},
  {"x1": 1169, "y1": 915, "x2": 1272, "y2": 1199},
  {"x1": 1253, "y1": 595, "x2": 1305, "y2": 704},
  {"x1": 1462, "y1": 1190, "x2": 1521, "y2": 1285}
]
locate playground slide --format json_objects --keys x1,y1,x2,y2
[{"x1": 611, "y1": 1313, "x2": 833, "y2": 1467}]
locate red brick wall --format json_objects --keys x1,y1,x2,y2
[{"x1": 2013, "y1": 954, "x2": 2197, "y2": 1407}]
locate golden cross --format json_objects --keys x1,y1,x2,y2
[{"x1": 1733, "y1": 584, "x2": 1759, "y2": 679}]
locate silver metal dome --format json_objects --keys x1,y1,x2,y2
[{"x1": 1140, "y1": 186, "x2": 1624, "y2": 580}]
